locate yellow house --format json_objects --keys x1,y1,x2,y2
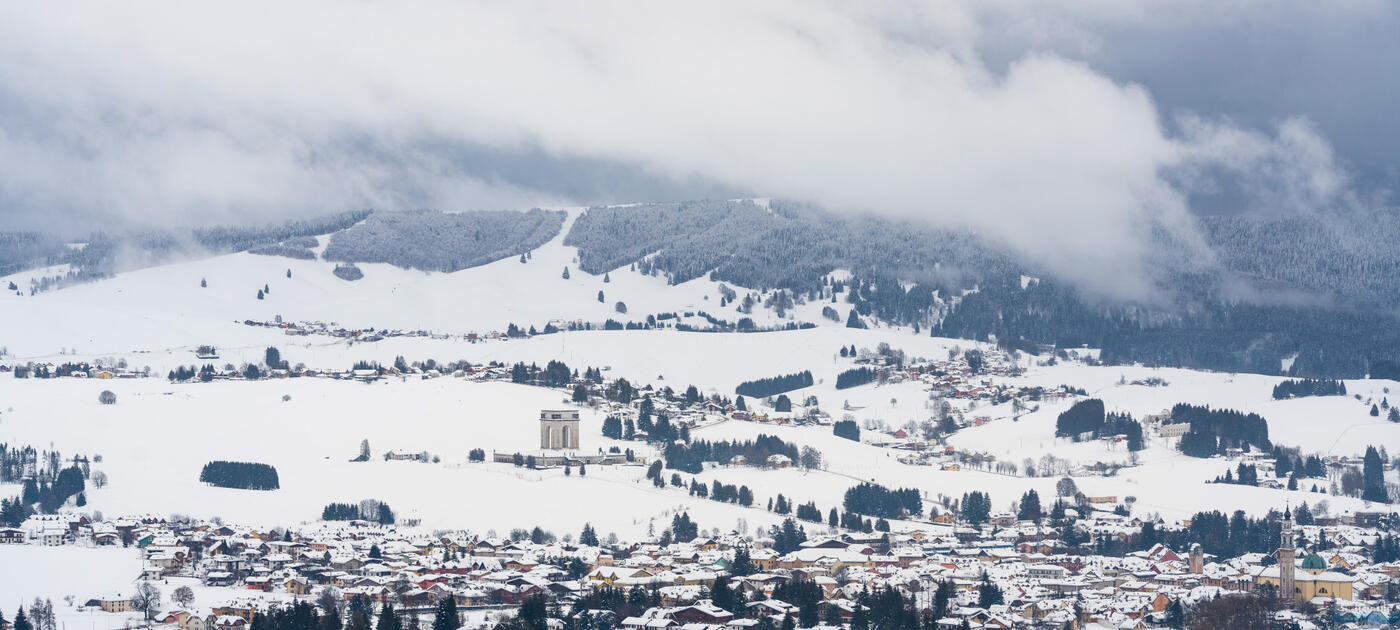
[
  {"x1": 586, "y1": 566, "x2": 653, "y2": 585},
  {"x1": 1328, "y1": 553, "x2": 1361, "y2": 571},
  {"x1": 98, "y1": 596, "x2": 132, "y2": 613},
  {"x1": 750, "y1": 549, "x2": 779, "y2": 571}
]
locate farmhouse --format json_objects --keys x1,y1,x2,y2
[{"x1": 92, "y1": 593, "x2": 133, "y2": 613}]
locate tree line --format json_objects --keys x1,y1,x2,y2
[
  {"x1": 321, "y1": 500, "x2": 396, "y2": 524},
  {"x1": 662, "y1": 435, "x2": 800, "y2": 474},
  {"x1": 199, "y1": 461, "x2": 280, "y2": 490},
  {"x1": 510, "y1": 360, "x2": 577, "y2": 388},
  {"x1": 1171, "y1": 403, "x2": 1271, "y2": 457},
  {"x1": 1054, "y1": 399, "x2": 1144, "y2": 450},
  {"x1": 735, "y1": 371, "x2": 813, "y2": 398},
  {"x1": 1272, "y1": 378, "x2": 1347, "y2": 399},
  {"x1": 842, "y1": 483, "x2": 922, "y2": 519},
  {"x1": 835, "y1": 367, "x2": 877, "y2": 390}
]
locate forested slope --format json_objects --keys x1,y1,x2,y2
[
  {"x1": 323, "y1": 209, "x2": 564, "y2": 272},
  {"x1": 567, "y1": 201, "x2": 1400, "y2": 379},
  {"x1": 1199, "y1": 211, "x2": 1400, "y2": 310},
  {"x1": 3, "y1": 210, "x2": 371, "y2": 291},
  {"x1": 565, "y1": 200, "x2": 1016, "y2": 295}
]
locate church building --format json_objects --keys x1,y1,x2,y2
[{"x1": 1253, "y1": 507, "x2": 1354, "y2": 606}]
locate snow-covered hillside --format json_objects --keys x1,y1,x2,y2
[
  {"x1": 0, "y1": 209, "x2": 825, "y2": 364},
  {"x1": 2, "y1": 207, "x2": 1399, "y2": 540}
]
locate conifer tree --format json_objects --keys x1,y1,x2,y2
[
  {"x1": 849, "y1": 607, "x2": 868, "y2": 630},
  {"x1": 1364, "y1": 445, "x2": 1388, "y2": 502},
  {"x1": 321, "y1": 608, "x2": 342, "y2": 630},
  {"x1": 845, "y1": 310, "x2": 865, "y2": 329},
  {"x1": 977, "y1": 574, "x2": 1003, "y2": 607},
  {"x1": 376, "y1": 603, "x2": 402, "y2": 630},
  {"x1": 731, "y1": 546, "x2": 755, "y2": 576},
  {"x1": 1017, "y1": 489, "x2": 1042, "y2": 522},
  {"x1": 431, "y1": 597, "x2": 459, "y2": 630}
]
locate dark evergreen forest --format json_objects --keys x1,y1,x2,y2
[{"x1": 199, "y1": 461, "x2": 281, "y2": 490}]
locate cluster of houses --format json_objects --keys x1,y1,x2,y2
[
  {"x1": 236, "y1": 310, "x2": 786, "y2": 347},
  {"x1": 0, "y1": 360, "x2": 147, "y2": 379},
  {"x1": 240, "y1": 319, "x2": 448, "y2": 343},
  {"x1": 18, "y1": 502, "x2": 1400, "y2": 630}
]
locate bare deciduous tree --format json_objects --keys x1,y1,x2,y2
[
  {"x1": 317, "y1": 587, "x2": 341, "y2": 614},
  {"x1": 132, "y1": 582, "x2": 161, "y2": 621},
  {"x1": 172, "y1": 585, "x2": 195, "y2": 608},
  {"x1": 30, "y1": 598, "x2": 56, "y2": 630}
]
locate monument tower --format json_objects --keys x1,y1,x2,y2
[{"x1": 539, "y1": 409, "x2": 580, "y2": 450}]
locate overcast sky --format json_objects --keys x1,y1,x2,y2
[{"x1": 0, "y1": 1, "x2": 1393, "y2": 298}]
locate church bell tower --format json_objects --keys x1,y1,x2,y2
[{"x1": 1278, "y1": 506, "x2": 1296, "y2": 608}]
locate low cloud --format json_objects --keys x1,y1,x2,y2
[{"x1": 0, "y1": 1, "x2": 1374, "y2": 299}]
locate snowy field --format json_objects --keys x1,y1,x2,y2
[
  {"x1": 0, "y1": 367, "x2": 1394, "y2": 540},
  {"x1": 0, "y1": 545, "x2": 142, "y2": 624},
  {"x1": 0, "y1": 377, "x2": 803, "y2": 539}
]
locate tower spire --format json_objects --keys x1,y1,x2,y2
[{"x1": 1278, "y1": 503, "x2": 1296, "y2": 608}]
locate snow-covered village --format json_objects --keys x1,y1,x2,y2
[
  {"x1": 5, "y1": 259, "x2": 1400, "y2": 630},
  {"x1": 5, "y1": 4, "x2": 1400, "y2": 629}
]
